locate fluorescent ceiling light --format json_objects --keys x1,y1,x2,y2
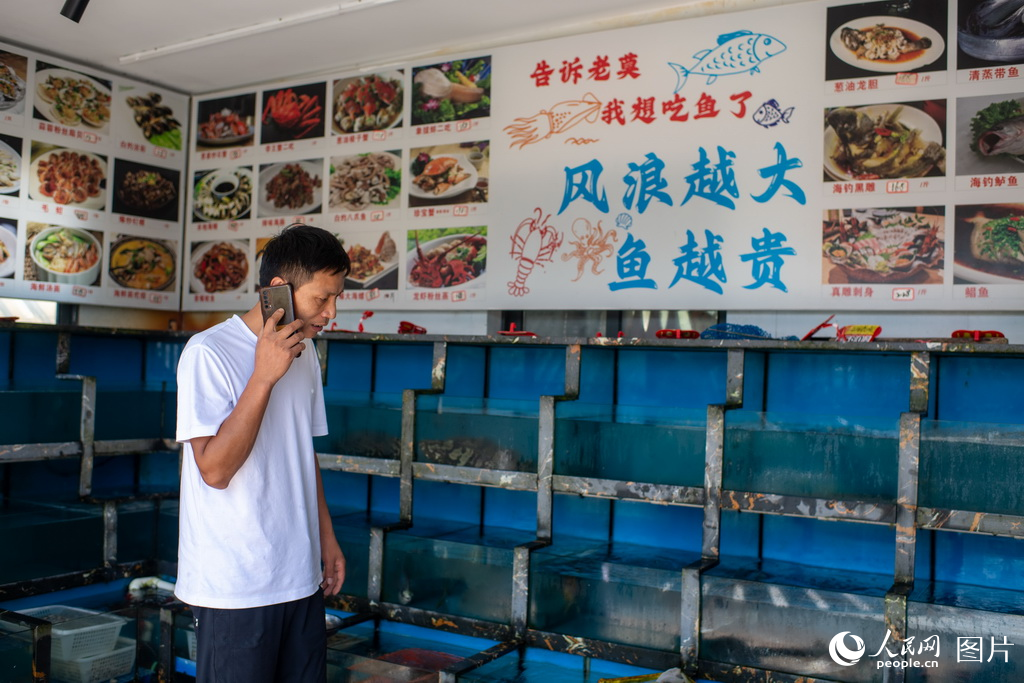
[{"x1": 119, "y1": 0, "x2": 403, "y2": 64}]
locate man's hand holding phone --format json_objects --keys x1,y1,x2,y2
[{"x1": 255, "y1": 309, "x2": 305, "y2": 386}]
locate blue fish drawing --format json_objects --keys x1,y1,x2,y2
[
  {"x1": 668, "y1": 30, "x2": 787, "y2": 92},
  {"x1": 752, "y1": 99, "x2": 794, "y2": 128}
]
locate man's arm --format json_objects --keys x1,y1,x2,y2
[
  {"x1": 190, "y1": 310, "x2": 305, "y2": 489},
  {"x1": 315, "y1": 454, "x2": 346, "y2": 595}
]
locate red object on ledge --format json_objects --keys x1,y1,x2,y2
[
  {"x1": 398, "y1": 321, "x2": 427, "y2": 334},
  {"x1": 655, "y1": 329, "x2": 699, "y2": 339},
  {"x1": 498, "y1": 322, "x2": 536, "y2": 337}
]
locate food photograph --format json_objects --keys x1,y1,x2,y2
[
  {"x1": 28, "y1": 142, "x2": 107, "y2": 209},
  {"x1": 332, "y1": 71, "x2": 403, "y2": 135},
  {"x1": 32, "y1": 60, "x2": 112, "y2": 134},
  {"x1": 107, "y1": 234, "x2": 177, "y2": 291},
  {"x1": 260, "y1": 81, "x2": 326, "y2": 143},
  {"x1": 120, "y1": 87, "x2": 185, "y2": 151},
  {"x1": 0, "y1": 218, "x2": 16, "y2": 279},
  {"x1": 0, "y1": 50, "x2": 27, "y2": 116},
  {"x1": 258, "y1": 160, "x2": 323, "y2": 217},
  {"x1": 23, "y1": 222, "x2": 103, "y2": 286},
  {"x1": 0, "y1": 133, "x2": 22, "y2": 197},
  {"x1": 823, "y1": 100, "x2": 946, "y2": 181},
  {"x1": 329, "y1": 151, "x2": 401, "y2": 213},
  {"x1": 822, "y1": 206, "x2": 944, "y2": 284},
  {"x1": 956, "y1": 93, "x2": 1024, "y2": 176},
  {"x1": 411, "y1": 57, "x2": 490, "y2": 126},
  {"x1": 953, "y1": 203, "x2": 1024, "y2": 284},
  {"x1": 189, "y1": 239, "x2": 249, "y2": 294},
  {"x1": 957, "y1": 0, "x2": 1024, "y2": 70},
  {"x1": 192, "y1": 166, "x2": 253, "y2": 222},
  {"x1": 406, "y1": 226, "x2": 487, "y2": 289},
  {"x1": 824, "y1": 0, "x2": 948, "y2": 80},
  {"x1": 408, "y1": 141, "x2": 489, "y2": 207},
  {"x1": 194, "y1": 93, "x2": 255, "y2": 150},
  {"x1": 111, "y1": 159, "x2": 180, "y2": 222},
  {"x1": 341, "y1": 229, "x2": 399, "y2": 290}
]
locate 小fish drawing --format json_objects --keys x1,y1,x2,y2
[
  {"x1": 668, "y1": 30, "x2": 787, "y2": 91},
  {"x1": 752, "y1": 99, "x2": 794, "y2": 128}
]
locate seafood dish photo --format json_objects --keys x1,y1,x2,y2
[
  {"x1": 0, "y1": 224, "x2": 15, "y2": 278},
  {"x1": 263, "y1": 86, "x2": 324, "y2": 141},
  {"x1": 30, "y1": 226, "x2": 101, "y2": 284},
  {"x1": 824, "y1": 104, "x2": 946, "y2": 180},
  {"x1": 108, "y1": 237, "x2": 176, "y2": 290},
  {"x1": 822, "y1": 209, "x2": 944, "y2": 283},
  {"x1": 125, "y1": 92, "x2": 182, "y2": 150},
  {"x1": 193, "y1": 168, "x2": 253, "y2": 221},
  {"x1": 0, "y1": 140, "x2": 20, "y2": 194},
  {"x1": 30, "y1": 149, "x2": 106, "y2": 208},
  {"x1": 34, "y1": 68, "x2": 111, "y2": 129},
  {"x1": 959, "y1": 0, "x2": 1024, "y2": 64},
  {"x1": 411, "y1": 58, "x2": 490, "y2": 125},
  {"x1": 345, "y1": 231, "x2": 398, "y2": 285},
  {"x1": 954, "y1": 204, "x2": 1024, "y2": 283},
  {"x1": 259, "y1": 162, "x2": 322, "y2": 215},
  {"x1": 329, "y1": 152, "x2": 400, "y2": 211},
  {"x1": 831, "y1": 17, "x2": 942, "y2": 72},
  {"x1": 332, "y1": 73, "x2": 402, "y2": 134},
  {"x1": 191, "y1": 240, "x2": 248, "y2": 293},
  {"x1": 117, "y1": 168, "x2": 177, "y2": 214},
  {"x1": 409, "y1": 153, "x2": 476, "y2": 199},
  {"x1": 197, "y1": 108, "x2": 253, "y2": 146},
  {"x1": 970, "y1": 98, "x2": 1024, "y2": 159},
  {"x1": 0, "y1": 63, "x2": 25, "y2": 111},
  {"x1": 407, "y1": 231, "x2": 487, "y2": 289}
]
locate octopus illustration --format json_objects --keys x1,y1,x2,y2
[
  {"x1": 503, "y1": 93, "x2": 602, "y2": 149},
  {"x1": 561, "y1": 217, "x2": 618, "y2": 281},
  {"x1": 508, "y1": 207, "x2": 563, "y2": 297}
]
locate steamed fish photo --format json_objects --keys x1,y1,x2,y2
[
  {"x1": 955, "y1": 94, "x2": 1024, "y2": 176},
  {"x1": 958, "y1": 0, "x2": 1024, "y2": 66},
  {"x1": 972, "y1": 99, "x2": 1024, "y2": 157},
  {"x1": 954, "y1": 203, "x2": 1024, "y2": 284}
]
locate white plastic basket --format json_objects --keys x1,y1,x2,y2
[
  {"x1": 20, "y1": 606, "x2": 125, "y2": 660},
  {"x1": 187, "y1": 628, "x2": 196, "y2": 660},
  {"x1": 50, "y1": 637, "x2": 136, "y2": 683}
]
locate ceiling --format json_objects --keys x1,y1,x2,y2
[{"x1": 0, "y1": 0, "x2": 796, "y2": 95}]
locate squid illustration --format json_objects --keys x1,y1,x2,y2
[
  {"x1": 508, "y1": 208, "x2": 563, "y2": 297},
  {"x1": 503, "y1": 93, "x2": 602, "y2": 149}
]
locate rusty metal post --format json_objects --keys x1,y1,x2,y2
[{"x1": 684, "y1": 349, "x2": 743, "y2": 676}]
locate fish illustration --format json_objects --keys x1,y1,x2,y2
[
  {"x1": 752, "y1": 99, "x2": 794, "y2": 128},
  {"x1": 503, "y1": 93, "x2": 602, "y2": 148},
  {"x1": 977, "y1": 115, "x2": 1024, "y2": 156},
  {"x1": 668, "y1": 30, "x2": 787, "y2": 91}
]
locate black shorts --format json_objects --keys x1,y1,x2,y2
[{"x1": 191, "y1": 589, "x2": 326, "y2": 683}]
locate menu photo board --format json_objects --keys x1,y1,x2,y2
[
  {"x1": 0, "y1": 42, "x2": 188, "y2": 310},
  {"x1": 183, "y1": 0, "x2": 1024, "y2": 312}
]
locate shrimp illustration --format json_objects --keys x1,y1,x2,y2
[
  {"x1": 503, "y1": 93, "x2": 602, "y2": 149},
  {"x1": 561, "y1": 217, "x2": 618, "y2": 281},
  {"x1": 508, "y1": 208, "x2": 563, "y2": 297}
]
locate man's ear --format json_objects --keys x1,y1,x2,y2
[{"x1": 268, "y1": 276, "x2": 287, "y2": 287}]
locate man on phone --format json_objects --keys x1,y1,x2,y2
[{"x1": 175, "y1": 224, "x2": 350, "y2": 683}]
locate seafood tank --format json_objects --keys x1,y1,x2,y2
[{"x1": 4, "y1": 323, "x2": 1024, "y2": 682}]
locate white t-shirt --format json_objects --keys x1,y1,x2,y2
[{"x1": 175, "y1": 315, "x2": 328, "y2": 609}]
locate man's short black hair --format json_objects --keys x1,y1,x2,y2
[{"x1": 258, "y1": 223, "x2": 350, "y2": 289}]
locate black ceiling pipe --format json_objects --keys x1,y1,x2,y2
[{"x1": 60, "y1": 0, "x2": 90, "y2": 22}]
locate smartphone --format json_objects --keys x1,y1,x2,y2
[{"x1": 260, "y1": 283, "x2": 295, "y2": 329}]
